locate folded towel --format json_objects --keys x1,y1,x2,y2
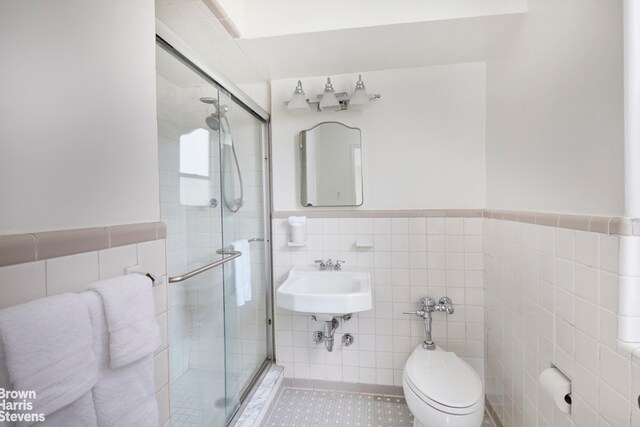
[
  {"x1": 87, "y1": 274, "x2": 161, "y2": 369},
  {"x1": 232, "y1": 240, "x2": 251, "y2": 306},
  {"x1": 80, "y1": 291, "x2": 159, "y2": 427},
  {"x1": 0, "y1": 294, "x2": 98, "y2": 425},
  {"x1": 41, "y1": 393, "x2": 97, "y2": 427}
]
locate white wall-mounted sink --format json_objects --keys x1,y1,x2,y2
[{"x1": 276, "y1": 266, "x2": 372, "y2": 320}]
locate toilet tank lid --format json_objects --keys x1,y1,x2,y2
[{"x1": 404, "y1": 347, "x2": 483, "y2": 409}]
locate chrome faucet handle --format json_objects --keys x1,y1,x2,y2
[
  {"x1": 438, "y1": 297, "x2": 455, "y2": 314},
  {"x1": 403, "y1": 310, "x2": 427, "y2": 318},
  {"x1": 314, "y1": 260, "x2": 326, "y2": 270},
  {"x1": 335, "y1": 260, "x2": 345, "y2": 270}
]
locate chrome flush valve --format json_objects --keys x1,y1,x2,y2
[
  {"x1": 438, "y1": 297, "x2": 454, "y2": 314},
  {"x1": 404, "y1": 296, "x2": 455, "y2": 350}
]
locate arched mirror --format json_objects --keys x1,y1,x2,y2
[{"x1": 300, "y1": 121, "x2": 363, "y2": 207}]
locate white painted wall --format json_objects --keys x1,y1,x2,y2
[
  {"x1": 241, "y1": 0, "x2": 527, "y2": 38},
  {"x1": 624, "y1": 0, "x2": 640, "y2": 218},
  {"x1": 485, "y1": 0, "x2": 624, "y2": 216},
  {"x1": 271, "y1": 64, "x2": 486, "y2": 212},
  {"x1": 0, "y1": 0, "x2": 159, "y2": 235},
  {"x1": 238, "y1": 82, "x2": 270, "y2": 113}
]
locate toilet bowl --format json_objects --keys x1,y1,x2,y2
[{"x1": 403, "y1": 345, "x2": 484, "y2": 427}]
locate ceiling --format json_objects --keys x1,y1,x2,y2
[
  {"x1": 155, "y1": 0, "x2": 526, "y2": 85},
  {"x1": 238, "y1": 14, "x2": 524, "y2": 81},
  {"x1": 239, "y1": 0, "x2": 527, "y2": 39}
]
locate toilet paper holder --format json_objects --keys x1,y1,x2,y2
[{"x1": 539, "y1": 366, "x2": 572, "y2": 414}]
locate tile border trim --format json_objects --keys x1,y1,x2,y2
[
  {"x1": 273, "y1": 209, "x2": 639, "y2": 236},
  {"x1": 484, "y1": 209, "x2": 635, "y2": 235},
  {"x1": 284, "y1": 378, "x2": 405, "y2": 398},
  {"x1": 0, "y1": 221, "x2": 167, "y2": 268},
  {"x1": 272, "y1": 209, "x2": 484, "y2": 219}
]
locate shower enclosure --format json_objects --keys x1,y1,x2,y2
[{"x1": 155, "y1": 38, "x2": 272, "y2": 426}]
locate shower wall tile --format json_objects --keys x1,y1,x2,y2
[
  {"x1": 98, "y1": 245, "x2": 138, "y2": 280},
  {"x1": 155, "y1": 349, "x2": 170, "y2": 393},
  {"x1": 138, "y1": 240, "x2": 168, "y2": 277},
  {"x1": 484, "y1": 218, "x2": 639, "y2": 427},
  {"x1": 272, "y1": 215, "x2": 484, "y2": 389},
  {"x1": 46, "y1": 252, "x2": 100, "y2": 295},
  {"x1": 0, "y1": 261, "x2": 46, "y2": 309},
  {"x1": 156, "y1": 384, "x2": 170, "y2": 426},
  {"x1": 154, "y1": 281, "x2": 168, "y2": 315}
]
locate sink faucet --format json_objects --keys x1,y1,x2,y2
[
  {"x1": 404, "y1": 297, "x2": 455, "y2": 350},
  {"x1": 314, "y1": 259, "x2": 346, "y2": 271}
]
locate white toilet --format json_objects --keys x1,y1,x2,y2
[{"x1": 403, "y1": 345, "x2": 484, "y2": 427}]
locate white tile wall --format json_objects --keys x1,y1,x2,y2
[
  {"x1": 484, "y1": 218, "x2": 640, "y2": 427},
  {"x1": 0, "y1": 240, "x2": 171, "y2": 425},
  {"x1": 273, "y1": 216, "x2": 484, "y2": 387},
  {"x1": 0, "y1": 261, "x2": 46, "y2": 309}
]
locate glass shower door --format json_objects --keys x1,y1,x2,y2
[
  {"x1": 218, "y1": 90, "x2": 270, "y2": 418},
  {"x1": 156, "y1": 42, "x2": 229, "y2": 427},
  {"x1": 156, "y1": 40, "x2": 271, "y2": 427}
]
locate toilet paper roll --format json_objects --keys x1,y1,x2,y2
[{"x1": 539, "y1": 367, "x2": 571, "y2": 414}]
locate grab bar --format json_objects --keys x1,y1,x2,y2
[{"x1": 168, "y1": 251, "x2": 242, "y2": 283}]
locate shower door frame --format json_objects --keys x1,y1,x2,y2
[{"x1": 156, "y1": 34, "x2": 275, "y2": 425}]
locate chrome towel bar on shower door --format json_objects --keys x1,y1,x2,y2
[
  {"x1": 168, "y1": 251, "x2": 242, "y2": 283},
  {"x1": 168, "y1": 238, "x2": 265, "y2": 284}
]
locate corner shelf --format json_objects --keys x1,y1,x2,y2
[{"x1": 287, "y1": 242, "x2": 306, "y2": 247}]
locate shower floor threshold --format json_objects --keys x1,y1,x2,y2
[{"x1": 233, "y1": 364, "x2": 284, "y2": 427}]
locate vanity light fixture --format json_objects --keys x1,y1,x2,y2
[
  {"x1": 349, "y1": 75, "x2": 371, "y2": 109},
  {"x1": 287, "y1": 80, "x2": 311, "y2": 113},
  {"x1": 318, "y1": 78, "x2": 341, "y2": 112},
  {"x1": 285, "y1": 75, "x2": 381, "y2": 113}
]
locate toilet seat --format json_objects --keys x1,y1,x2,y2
[{"x1": 403, "y1": 346, "x2": 483, "y2": 416}]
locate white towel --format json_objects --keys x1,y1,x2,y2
[
  {"x1": 87, "y1": 275, "x2": 161, "y2": 369},
  {"x1": 41, "y1": 393, "x2": 97, "y2": 427},
  {"x1": 232, "y1": 240, "x2": 252, "y2": 306},
  {"x1": 80, "y1": 291, "x2": 159, "y2": 427},
  {"x1": 221, "y1": 131, "x2": 233, "y2": 146},
  {"x1": 0, "y1": 294, "x2": 98, "y2": 425}
]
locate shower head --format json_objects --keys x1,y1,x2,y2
[
  {"x1": 200, "y1": 97, "x2": 229, "y2": 131},
  {"x1": 206, "y1": 115, "x2": 221, "y2": 131},
  {"x1": 200, "y1": 97, "x2": 218, "y2": 106},
  {"x1": 201, "y1": 97, "x2": 221, "y2": 130}
]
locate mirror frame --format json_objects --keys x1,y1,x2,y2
[{"x1": 300, "y1": 121, "x2": 363, "y2": 207}]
